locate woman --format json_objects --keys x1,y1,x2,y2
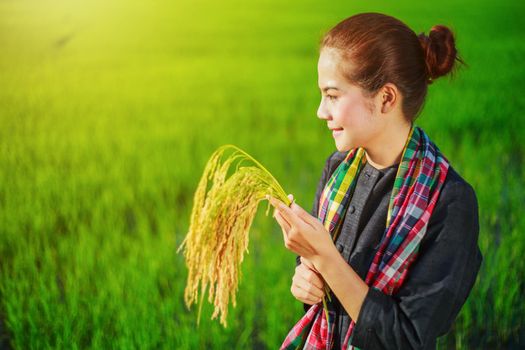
[{"x1": 267, "y1": 12, "x2": 483, "y2": 350}]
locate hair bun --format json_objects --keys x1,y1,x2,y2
[{"x1": 418, "y1": 25, "x2": 464, "y2": 84}]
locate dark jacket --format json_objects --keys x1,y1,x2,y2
[{"x1": 295, "y1": 150, "x2": 483, "y2": 350}]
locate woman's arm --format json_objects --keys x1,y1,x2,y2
[{"x1": 314, "y1": 245, "x2": 370, "y2": 322}]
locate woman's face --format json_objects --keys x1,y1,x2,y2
[{"x1": 317, "y1": 47, "x2": 383, "y2": 152}]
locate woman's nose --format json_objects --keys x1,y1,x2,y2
[{"x1": 317, "y1": 100, "x2": 331, "y2": 121}]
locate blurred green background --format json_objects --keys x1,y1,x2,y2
[{"x1": 1, "y1": 0, "x2": 523, "y2": 348}]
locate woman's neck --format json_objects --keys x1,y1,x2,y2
[{"x1": 364, "y1": 122, "x2": 413, "y2": 170}]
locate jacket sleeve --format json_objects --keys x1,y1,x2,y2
[
  {"x1": 350, "y1": 181, "x2": 484, "y2": 350},
  {"x1": 295, "y1": 151, "x2": 339, "y2": 312}
]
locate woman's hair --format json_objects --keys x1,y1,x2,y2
[{"x1": 320, "y1": 12, "x2": 466, "y2": 122}]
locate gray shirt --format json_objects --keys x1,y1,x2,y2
[{"x1": 295, "y1": 150, "x2": 483, "y2": 349}]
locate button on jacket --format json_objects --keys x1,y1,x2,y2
[{"x1": 295, "y1": 151, "x2": 483, "y2": 350}]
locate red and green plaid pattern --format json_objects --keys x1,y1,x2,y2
[{"x1": 281, "y1": 126, "x2": 450, "y2": 350}]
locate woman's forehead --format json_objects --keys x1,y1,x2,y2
[
  {"x1": 318, "y1": 47, "x2": 342, "y2": 69},
  {"x1": 318, "y1": 51, "x2": 355, "y2": 90}
]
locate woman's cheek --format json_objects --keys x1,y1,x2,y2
[{"x1": 337, "y1": 99, "x2": 358, "y2": 125}]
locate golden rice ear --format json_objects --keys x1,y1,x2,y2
[
  {"x1": 176, "y1": 147, "x2": 225, "y2": 254},
  {"x1": 177, "y1": 145, "x2": 291, "y2": 328}
]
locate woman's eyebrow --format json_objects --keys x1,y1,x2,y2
[{"x1": 321, "y1": 86, "x2": 340, "y2": 92}]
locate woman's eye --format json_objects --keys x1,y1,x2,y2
[{"x1": 326, "y1": 95, "x2": 337, "y2": 101}]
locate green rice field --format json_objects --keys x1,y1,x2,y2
[{"x1": 0, "y1": 0, "x2": 524, "y2": 348}]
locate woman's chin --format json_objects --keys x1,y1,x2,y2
[{"x1": 335, "y1": 140, "x2": 353, "y2": 153}]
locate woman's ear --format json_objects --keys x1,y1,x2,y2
[{"x1": 379, "y1": 83, "x2": 399, "y2": 114}]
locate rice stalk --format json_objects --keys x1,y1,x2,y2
[{"x1": 176, "y1": 144, "x2": 292, "y2": 327}]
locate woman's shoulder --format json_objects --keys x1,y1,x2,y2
[
  {"x1": 437, "y1": 164, "x2": 478, "y2": 213},
  {"x1": 424, "y1": 164, "x2": 480, "y2": 249}
]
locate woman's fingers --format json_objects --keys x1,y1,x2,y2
[
  {"x1": 273, "y1": 209, "x2": 293, "y2": 247},
  {"x1": 293, "y1": 275, "x2": 324, "y2": 300},
  {"x1": 300, "y1": 256, "x2": 318, "y2": 272},
  {"x1": 297, "y1": 263, "x2": 325, "y2": 291},
  {"x1": 293, "y1": 264, "x2": 325, "y2": 298},
  {"x1": 291, "y1": 283, "x2": 322, "y2": 305},
  {"x1": 267, "y1": 195, "x2": 303, "y2": 228},
  {"x1": 273, "y1": 209, "x2": 291, "y2": 233},
  {"x1": 290, "y1": 261, "x2": 327, "y2": 304}
]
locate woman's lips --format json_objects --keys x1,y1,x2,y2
[{"x1": 331, "y1": 128, "x2": 344, "y2": 137}]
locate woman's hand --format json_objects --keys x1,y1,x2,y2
[
  {"x1": 268, "y1": 194, "x2": 370, "y2": 323},
  {"x1": 292, "y1": 256, "x2": 326, "y2": 305},
  {"x1": 267, "y1": 193, "x2": 336, "y2": 269}
]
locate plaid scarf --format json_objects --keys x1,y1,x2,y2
[{"x1": 280, "y1": 125, "x2": 450, "y2": 350}]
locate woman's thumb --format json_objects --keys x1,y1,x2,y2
[{"x1": 287, "y1": 194, "x2": 295, "y2": 205}]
